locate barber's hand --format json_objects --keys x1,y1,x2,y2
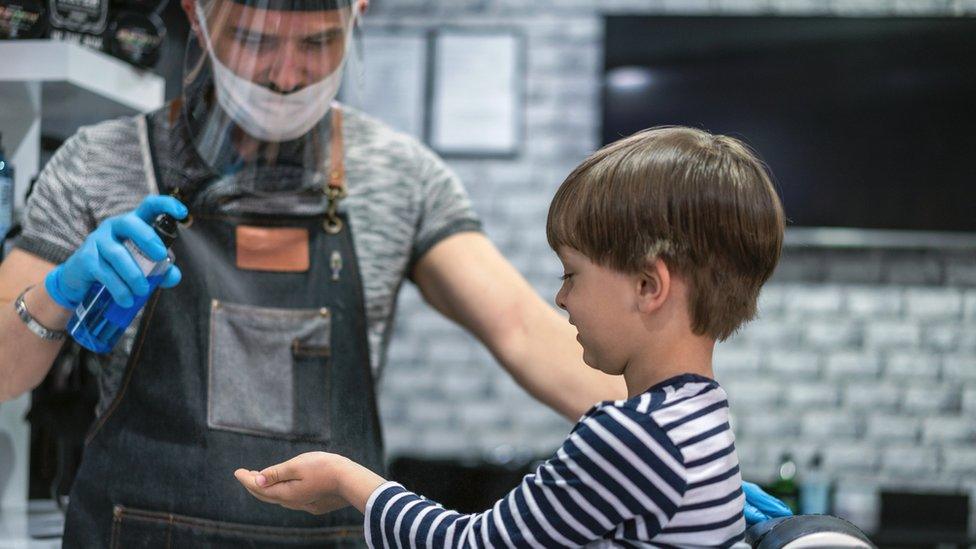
[
  {"x1": 234, "y1": 452, "x2": 350, "y2": 515},
  {"x1": 743, "y1": 481, "x2": 793, "y2": 525},
  {"x1": 44, "y1": 195, "x2": 187, "y2": 309}
]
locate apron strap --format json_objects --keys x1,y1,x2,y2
[
  {"x1": 324, "y1": 102, "x2": 347, "y2": 235},
  {"x1": 329, "y1": 101, "x2": 345, "y2": 193}
]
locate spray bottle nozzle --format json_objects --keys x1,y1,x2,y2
[{"x1": 153, "y1": 213, "x2": 180, "y2": 248}]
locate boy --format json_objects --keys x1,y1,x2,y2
[{"x1": 235, "y1": 126, "x2": 785, "y2": 547}]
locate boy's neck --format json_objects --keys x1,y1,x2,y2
[{"x1": 623, "y1": 336, "x2": 715, "y2": 399}]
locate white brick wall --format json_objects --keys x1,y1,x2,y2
[{"x1": 366, "y1": 0, "x2": 976, "y2": 534}]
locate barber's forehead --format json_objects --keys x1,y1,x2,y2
[
  {"x1": 212, "y1": 0, "x2": 351, "y2": 9},
  {"x1": 207, "y1": 0, "x2": 352, "y2": 30}
]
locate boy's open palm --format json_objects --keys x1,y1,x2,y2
[{"x1": 234, "y1": 452, "x2": 348, "y2": 515}]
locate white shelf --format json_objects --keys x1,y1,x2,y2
[
  {"x1": 0, "y1": 39, "x2": 166, "y2": 513},
  {"x1": 0, "y1": 40, "x2": 165, "y2": 137},
  {"x1": 0, "y1": 39, "x2": 166, "y2": 214}
]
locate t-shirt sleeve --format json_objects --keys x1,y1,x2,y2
[
  {"x1": 16, "y1": 129, "x2": 96, "y2": 264},
  {"x1": 363, "y1": 407, "x2": 688, "y2": 549},
  {"x1": 407, "y1": 144, "x2": 482, "y2": 273}
]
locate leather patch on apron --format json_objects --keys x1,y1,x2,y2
[{"x1": 235, "y1": 226, "x2": 310, "y2": 272}]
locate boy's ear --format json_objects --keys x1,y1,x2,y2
[{"x1": 636, "y1": 257, "x2": 670, "y2": 313}]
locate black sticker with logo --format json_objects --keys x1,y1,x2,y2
[
  {"x1": 0, "y1": 0, "x2": 47, "y2": 39},
  {"x1": 107, "y1": 10, "x2": 165, "y2": 69}
]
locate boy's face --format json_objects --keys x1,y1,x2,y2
[{"x1": 554, "y1": 247, "x2": 642, "y2": 376}]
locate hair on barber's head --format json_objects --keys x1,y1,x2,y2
[{"x1": 546, "y1": 126, "x2": 785, "y2": 341}]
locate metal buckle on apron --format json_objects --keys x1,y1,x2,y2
[
  {"x1": 324, "y1": 184, "x2": 346, "y2": 235},
  {"x1": 323, "y1": 102, "x2": 347, "y2": 235},
  {"x1": 169, "y1": 187, "x2": 194, "y2": 228}
]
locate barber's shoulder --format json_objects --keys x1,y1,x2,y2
[
  {"x1": 44, "y1": 115, "x2": 149, "y2": 214},
  {"x1": 341, "y1": 104, "x2": 445, "y2": 174},
  {"x1": 71, "y1": 114, "x2": 142, "y2": 156},
  {"x1": 48, "y1": 115, "x2": 142, "y2": 174}
]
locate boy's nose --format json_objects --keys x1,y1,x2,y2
[{"x1": 554, "y1": 288, "x2": 567, "y2": 311}]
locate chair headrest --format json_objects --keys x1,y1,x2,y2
[{"x1": 745, "y1": 515, "x2": 875, "y2": 549}]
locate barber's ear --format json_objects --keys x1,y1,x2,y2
[
  {"x1": 358, "y1": 0, "x2": 370, "y2": 13},
  {"x1": 636, "y1": 257, "x2": 670, "y2": 313},
  {"x1": 182, "y1": 0, "x2": 206, "y2": 47},
  {"x1": 182, "y1": 0, "x2": 197, "y2": 29}
]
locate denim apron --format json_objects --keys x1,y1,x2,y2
[{"x1": 62, "y1": 104, "x2": 384, "y2": 547}]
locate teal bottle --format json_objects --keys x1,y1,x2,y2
[{"x1": 0, "y1": 132, "x2": 15, "y2": 246}]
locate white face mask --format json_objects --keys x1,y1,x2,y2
[{"x1": 195, "y1": 6, "x2": 354, "y2": 142}]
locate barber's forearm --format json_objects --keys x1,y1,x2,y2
[
  {"x1": 0, "y1": 285, "x2": 69, "y2": 402},
  {"x1": 497, "y1": 299, "x2": 626, "y2": 420}
]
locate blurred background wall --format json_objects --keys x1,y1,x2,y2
[{"x1": 360, "y1": 0, "x2": 976, "y2": 533}]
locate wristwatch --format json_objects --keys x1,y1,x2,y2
[{"x1": 14, "y1": 286, "x2": 67, "y2": 341}]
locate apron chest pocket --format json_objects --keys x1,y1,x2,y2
[{"x1": 208, "y1": 299, "x2": 332, "y2": 442}]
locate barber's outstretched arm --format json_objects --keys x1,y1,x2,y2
[{"x1": 412, "y1": 232, "x2": 626, "y2": 420}]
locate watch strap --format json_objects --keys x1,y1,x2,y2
[{"x1": 14, "y1": 286, "x2": 68, "y2": 341}]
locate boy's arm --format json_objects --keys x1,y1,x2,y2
[
  {"x1": 412, "y1": 232, "x2": 627, "y2": 420},
  {"x1": 237, "y1": 415, "x2": 701, "y2": 547},
  {"x1": 337, "y1": 458, "x2": 387, "y2": 513},
  {"x1": 358, "y1": 408, "x2": 687, "y2": 548}
]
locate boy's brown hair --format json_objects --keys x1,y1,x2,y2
[{"x1": 546, "y1": 126, "x2": 785, "y2": 341}]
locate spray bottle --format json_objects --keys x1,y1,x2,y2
[{"x1": 66, "y1": 213, "x2": 179, "y2": 353}]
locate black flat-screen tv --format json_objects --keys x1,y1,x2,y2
[{"x1": 603, "y1": 17, "x2": 976, "y2": 243}]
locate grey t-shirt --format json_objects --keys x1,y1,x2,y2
[{"x1": 17, "y1": 104, "x2": 481, "y2": 415}]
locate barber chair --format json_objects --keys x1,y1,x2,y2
[{"x1": 745, "y1": 515, "x2": 875, "y2": 548}]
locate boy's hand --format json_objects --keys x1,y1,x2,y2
[{"x1": 234, "y1": 452, "x2": 349, "y2": 515}]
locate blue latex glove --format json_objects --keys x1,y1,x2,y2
[
  {"x1": 45, "y1": 195, "x2": 187, "y2": 309},
  {"x1": 743, "y1": 481, "x2": 793, "y2": 525}
]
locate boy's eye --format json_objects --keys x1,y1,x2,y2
[{"x1": 559, "y1": 273, "x2": 574, "y2": 281}]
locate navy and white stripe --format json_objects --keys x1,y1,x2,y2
[{"x1": 365, "y1": 374, "x2": 745, "y2": 548}]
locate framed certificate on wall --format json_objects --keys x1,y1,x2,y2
[{"x1": 427, "y1": 29, "x2": 524, "y2": 158}]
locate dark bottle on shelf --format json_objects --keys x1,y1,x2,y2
[
  {"x1": 48, "y1": 0, "x2": 109, "y2": 50},
  {"x1": 771, "y1": 452, "x2": 800, "y2": 514}
]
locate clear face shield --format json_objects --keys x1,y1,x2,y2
[{"x1": 182, "y1": 0, "x2": 361, "y2": 194}]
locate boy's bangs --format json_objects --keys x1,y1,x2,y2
[{"x1": 546, "y1": 175, "x2": 590, "y2": 256}]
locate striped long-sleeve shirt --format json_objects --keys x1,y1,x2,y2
[{"x1": 365, "y1": 374, "x2": 745, "y2": 548}]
